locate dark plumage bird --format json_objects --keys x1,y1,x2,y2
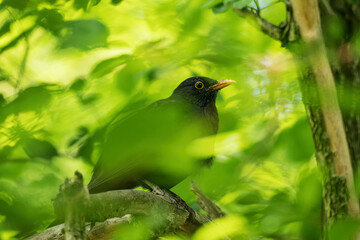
[{"x1": 88, "y1": 76, "x2": 234, "y2": 194}]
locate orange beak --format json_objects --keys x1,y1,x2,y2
[{"x1": 206, "y1": 79, "x2": 235, "y2": 91}]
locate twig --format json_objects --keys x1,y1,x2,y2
[
  {"x1": 190, "y1": 181, "x2": 226, "y2": 220},
  {"x1": 253, "y1": 0, "x2": 260, "y2": 14},
  {"x1": 233, "y1": 7, "x2": 283, "y2": 41}
]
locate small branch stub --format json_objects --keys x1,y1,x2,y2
[{"x1": 61, "y1": 171, "x2": 89, "y2": 240}]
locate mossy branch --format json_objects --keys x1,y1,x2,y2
[{"x1": 26, "y1": 184, "x2": 211, "y2": 240}]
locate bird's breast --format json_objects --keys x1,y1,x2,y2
[{"x1": 200, "y1": 103, "x2": 219, "y2": 135}]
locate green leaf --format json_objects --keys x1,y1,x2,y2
[
  {"x1": 68, "y1": 126, "x2": 88, "y2": 146},
  {"x1": 61, "y1": 19, "x2": 109, "y2": 50},
  {"x1": 232, "y1": 0, "x2": 252, "y2": 9},
  {"x1": 90, "y1": 54, "x2": 130, "y2": 79},
  {"x1": 0, "y1": 192, "x2": 13, "y2": 206},
  {"x1": 0, "y1": 20, "x2": 13, "y2": 36},
  {"x1": 114, "y1": 61, "x2": 146, "y2": 94},
  {"x1": 275, "y1": 117, "x2": 314, "y2": 162},
  {"x1": 111, "y1": 0, "x2": 123, "y2": 5},
  {"x1": 0, "y1": 85, "x2": 54, "y2": 123},
  {"x1": 1, "y1": 0, "x2": 29, "y2": 10},
  {"x1": 37, "y1": 9, "x2": 64, "y2": 36},
  {"x1": 74, "y1": 0, "x2": 90, "y2": 10},
  {"x1": 69, "y1": 78, "x2": 86, "y2": 91},
  {"x1": 80, "y1": 93, "x2": 100, "y2": 105},
  {"x1": 328, "y1": 219, "x2": 360, "y2": 240},
  {"x1": 0, "y1": 94, "x2": 5, "y2": 106},
  {"x1": 212, "y1": 2, "x2": 230, "y2": 14},
  {"x1": 0, "y1": 28, "x2": 34, "y2": 54},
  {"x1": 21, "y1": 137, "x2": 58, "y2": 160},
  {"x1": 91, "y1": 0, "x2": 102, "y2": 5}
]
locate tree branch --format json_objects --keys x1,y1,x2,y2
[
  {"x1": 26, "y1": 216, "x2": 132, "y2": 240},
  {"x1": 233, "y1": 7, "x2": 283, "y2": 41},
  {"x1": 26, "y1": 189, "x2": 211, "y2": 240}
]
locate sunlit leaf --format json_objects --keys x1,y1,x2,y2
[
  {"x1": 193, "y1": 215, "x2": 247, "y2": 240},
  {"x1": 0, "y1": 85, "x2": 53, "y2": 123},
  {"x1": 0, "y1": 28, "x2": 34, "y2": 54}
]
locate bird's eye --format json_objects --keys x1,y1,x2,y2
[{"x1": 195, "y1": 81, "x2": 204, "y2": 89}]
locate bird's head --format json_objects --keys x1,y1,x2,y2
[{"x1": 171, "y1": 76, "x2": 235, "y2": 108}]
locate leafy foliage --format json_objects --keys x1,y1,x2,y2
[{"x1": 1, "y1": 0, "x2": 356, "y2": 239}]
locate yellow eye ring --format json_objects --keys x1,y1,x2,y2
[{"x1": 194, "y1": 81, "x2": 204, "y2": 89}]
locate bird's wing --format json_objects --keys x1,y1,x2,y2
[
  {"x1": 88, "y1": 97, "x2": 202, "y2": 192},
  {"x1": 88, "y1": 156, "x2": 142, "y2": 192}
]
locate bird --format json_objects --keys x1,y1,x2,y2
[{"x1": 87, "y1": 76, "x2": 234, "y2": 194}]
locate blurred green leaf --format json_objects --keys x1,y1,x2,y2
[
  {"x1": 114, "y1": 60, "x2": 146, "y2": 94},
  {"x1": 74, "y1": 0, "x2": 89, "y2": 10},
  {"x1": 275, "y1": 117, "x2": 314, "y2": 162},
  {"x1": 111, "y1": 0, "x2": 123, "y2": 5},
  {"x1": 80, "y1": 93, "x2": 100, "y2": 105},
  {"x1": 69, "y1": 78, "x2": 86, "y2": 91},
  {"x1": 21, "y1": 137, "x2": 58, "y2": 160},
  {"x1": 1, "y1": 0, "x2": 29, "y2": 10},
  {"x1": 193, "y1": 215, "x2": 247, "y2": 240},
  {"x1": 37, "y1": 9, "x2": 64, "y2": 35},
  {"x1": 232, "y1": 0, "x2": 252, "y2": 9},
  {"x1": 212, "y1": 2, "x2": 230, "y2": 14},
  {"x1": 61, "y1": 19, "x2": 109, "y2": 50},
  {"x1": 67, "y1": 126, "x2": 89, "y2": 147},
  {"x1": 0, "y1": 192, "x2": 13, "y2": 206},
  {"x1": 0, "y1": 85, "x2": 54, "y2": 123},
  {"x1": 0, "y1": 28, "x2": 34, "y2": 54},
  {"x1": 0, "y1": 20, "x2": 13, "y2": 36},
  {"x1": 90, "y1": 54, "x2": 131, "y2": 79},
  {"x1": 0, "y1": 94, "x2": 5, "y2": 106},
  {"x1": 328, "y1": 219, "x2": 360, "y2": 240},
  {"x1": 91, "y1": 0, "x2": 102, "y2": 6}
]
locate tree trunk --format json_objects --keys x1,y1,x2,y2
[{"x1": 235, "y1": 0, "x2": 360, "y2": 238}]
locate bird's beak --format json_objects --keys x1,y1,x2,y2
[{"x1": 207, "y1": 79, "x2": 235, "y2": 91}]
